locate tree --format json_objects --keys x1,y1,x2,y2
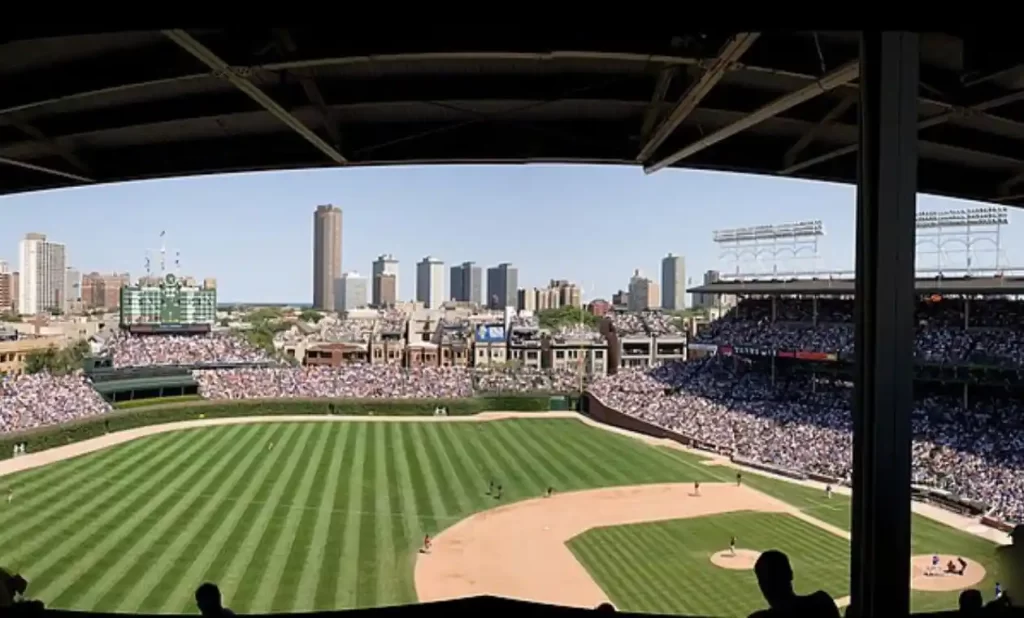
[
  {"x1": 299, "y1": 309, "x2": 324, "y2": 324},
  {"x1": 22, "y1": 340, "x2": 90, "y2": 375},
  {"x1": 0, "y1": 312, "x2": 21, "y2": 322},
  {"x1": 245, "y1": 307, "x2": 285, "y2": 324},
  {"x1": 537, "y1": 306, "x2": 599, "y2": 331},
  {"x1": 23, "y1": 347, "x2": 58, "y2": 374}
]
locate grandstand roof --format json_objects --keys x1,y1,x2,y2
[
  {"x1": 4, "y1": 30, "x2": 1024, "y2": 205},
  {"x1": 688, "y1": 276, "x2": 1024, "y2": 296}
]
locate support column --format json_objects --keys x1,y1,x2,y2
[{"x1": 851, "y1": 32, "x2": 919, "y2": 617}]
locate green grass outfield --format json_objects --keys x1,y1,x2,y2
[
  {"x1": 0, "y1": 418, "x2": 722, "y2": 614},
  {"x1": 0, "y1": 416, "x2": 1002, "y2": 615},
  {"x1": 569, "y1": 446, "x2": 1003, "y2": 615}
]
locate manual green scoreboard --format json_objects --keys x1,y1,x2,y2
[{"x1": 120, "y1": 273, "x2": 217, "y2": 328}]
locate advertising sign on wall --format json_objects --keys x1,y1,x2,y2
[{"x1": 475, "y1": 324, "x2": 506, "y2": 343}]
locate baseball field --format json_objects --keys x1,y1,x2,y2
[{"x1": 0, "y1": 412, "x2": 1004, "y2": 616}]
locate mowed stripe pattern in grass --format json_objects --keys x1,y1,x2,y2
[
  {"x1": 568, "y1": 512, "x2": 850, "y2": 617},
  {"x1": 0, "y1": 418, "x2": 721, "y2": 614},
  {"x1": 601, "y1": 447, "x2": 1003, "y2": 613}
]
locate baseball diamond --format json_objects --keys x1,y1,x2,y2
[{"x1": 0, "y1": 411, "x2": 1003, "y2": 615}]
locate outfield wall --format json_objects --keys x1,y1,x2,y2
[
  {"x1": 0, "y1": 395, "x2": 553, "y2": 460},
  {"x1": 584, "y1": 392, "x2": 1016, "y2": 531},
  {"x1": 584, "y1": 394, "x2": 731, "y2": 456}
]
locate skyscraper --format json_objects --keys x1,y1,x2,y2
[
  {"x1": 373, "y1": 273, "x2": 397, "y2": 307},
  {"x1": 334, "y1": 272, "x2": 368, "y2": 312},
  {"x1": 628, "y1": 269, "x2": 659, "y2": 311},
  {"x1": 416, "y1": 256, "x2": 445, "y2": 308},
  {"x1": 450, "y1": 261, "x2": 482, "y2": 304},
  {"x1": 0, "y1": 262, "x2": 10, "y2": 312},
  {"x1": 661, "y1": 253, "x2": 686, "y2": 310},
  {"x1": 486, "y1": 263, "x2": 518, "y2": 310},
  {"x1": 18, "y1": 233, "x2": 67, "y2": 315},
  {"x1": 313, "y1": 205, "x2": 343, "y2": 310},
  {"x1": 371, "y1": 254, "x2": 399, "y2": 306},
  {"x1": 65, "y1": 267, "x2": 81, "y2": 313}
]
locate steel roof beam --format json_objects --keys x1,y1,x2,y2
[
  {"x1": 4, "y1": 115, "x2": 94, "y2": 176},
  {"x1": 639, "y1": 66, "x2": 677, "y2": 142},
  {"x1": 783, "y1": 93, "x2": 857, "y2": 169},
  {"x1": 0, "y1": 156, "x2": 94, "y2": 183},
  {"x1": 782, "y1": 87, "x2": 1024, "y2": 176},
  {"x1": 162, "y1": 29, "x2": 348, "y2": 164},
  {"x1": 645, "y1": 59, "x2": 859, "y2": 174},
  {"x1": 272, "y1": 29, "x2": 344, "y2": 153},
  {"x1": 636, "y1": 33, "x2": 760, "y2": 163}
]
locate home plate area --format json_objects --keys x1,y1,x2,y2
[{"x1": 910, "y1": 554, "x2": 985, "y2": 592}]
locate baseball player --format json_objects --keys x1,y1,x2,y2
[
  {"x1": 545, "y1": 487, "x2": 554, "y2": 498},
  {"x1": 735, "y1": 472, "x2": 742, "y2": 487},
  {"x1": 6, "y1": 488, "x2": 12, "y2": 505},
  {"x1": 825, "y1": 484, "x2": 833, "y2": 499},
  {"x1": 423, "y1": 534, "x2": 432, "y2": 553},
  {"x1": 729, "y1": 535, "x2": 737, "y2": 556},
  {"x1": 694, "y1": 481, "x2": 701, "y2": 496},
  {"x1": 495, "y1": 484, "x2": 503, "y2": 500}
]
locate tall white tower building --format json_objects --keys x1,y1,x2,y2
[
  {"x1": 18, "y1": 233, "x2": 67, "y2": 315},
  {"x1": 334, "y1": 271, "x2": 368, "y2": 312},
  {"x1": 661, "y1": 253, "x2": 687, "y2": 310},
  {"x1": 416, "y1": 256, "x2": 445, "y2": 308}
]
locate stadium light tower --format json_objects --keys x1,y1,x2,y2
[
  {"x1": 712, "y1": 220, "x2": 825, "y2": 278},
  {"x1": 915, "y1": 206, "x2": 1010, "y2": 276},
  {"x1": 144, "y1": 230, "x2": 181, "y2": 282}
]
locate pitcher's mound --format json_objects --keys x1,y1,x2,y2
[
  {"x1": 910, "y1": 555, "x2": 986, "y2": 592},
  {"x1": 710, "y1": 549, "x2": 761, "y2": 570}
]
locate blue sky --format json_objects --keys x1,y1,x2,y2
[{"x1": 0, "y1": 165, "x2": 1015, "y2": 304}]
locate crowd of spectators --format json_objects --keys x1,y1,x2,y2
[
  {"x1": 0, "y1": 362, "x2": 582, "y2": 437},
  {"x1": 589, "y1": 357, "x2": 1024, "y2": 523},
  {"x1": 377, "y1": 309, "x2": 407, "y2": 335},
  {"x1": 551, "y1": 324, "x2": 604, "y2": 343},
  {"x1": 609, "y1": 310, "x2": 684, "y2": 337},
  {"x1": 102, "y1": 333, "x2": 274, "y2": 368},
  {"x1": 696, "y1": 298, "x2": 1024, "y2": 366},
  {"x1": 436, "y1": 319, "x2": 473, "y2": 345},
  {"x1": 193, "y1": 366, "x2": 473, "y2": 399},
  {"x1": 193, "y1": 365, "x2": 581, "y2": 400},
  {"x1": 0, "y1": 373, "x2": 111, "y2": 434}
]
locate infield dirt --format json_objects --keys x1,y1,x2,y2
[{"x1": 414, "y1": 482, "x2": 845, "y2": 608}]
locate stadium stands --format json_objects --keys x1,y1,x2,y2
[
  {"x1": 694, "y1": 297, "x2": 1024, "y2": 366},
  {"x1": 101, "y1": 332, "x2": 275, "y2": 368},
  {"x1": 590, "y1": 295, "x2": 1024, "y2": 526}
]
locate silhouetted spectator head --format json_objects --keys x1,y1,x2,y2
[
  {"x1": 959, "y1": 589, "x2": 983, "y2": 613},
  {"x1": 1012, "y1": 524, "x2": 1024, "y2": 546},
  {"x1": 595, "y1": 601, "x2": 616, "y2": 612},
  {"x1": 195, "y1": 583, "x2": 231, "y2": 616},
  {"x1": 0, "y1": 569, "x2": 28, "y2": 608},
  {"x1": 754, "y1": 550, "x2": 794, "y2": 606}
]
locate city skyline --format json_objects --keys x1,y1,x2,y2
[{"x1": 0, "y1": 165, "x2": 1014, "y2": 304}]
